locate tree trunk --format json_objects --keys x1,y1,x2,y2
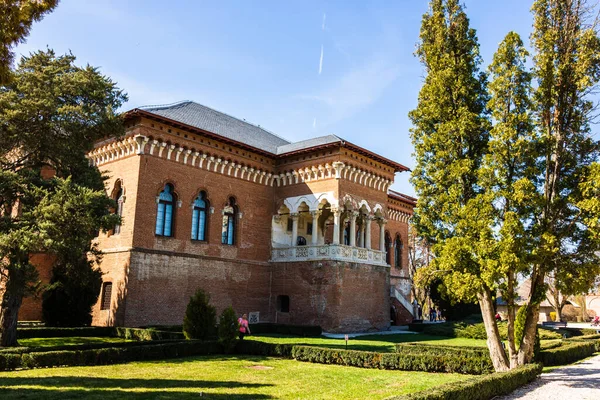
[
  {"x1": 0, "y1": 289, "x2": 23, "y2": 347},
  {"x1": 506, "y1": 273, "x2": 518, "y2": 368},
  {"x1": 478, "y1": 289, "x2": 510, "y2": 371},
  {"x1": 518, "y1": 273, "x2": 544, "y2": 365}
]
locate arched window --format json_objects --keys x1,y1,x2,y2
[
  {"x1": 394, "y1": 234, "x2": 403, "y2": 268},
  {"x1": 113, "y1": 182, "x2": 124, "y2": 235},
  {"x1": 221, "y1": 197, "x2": 237, "y2": 245},
  {"x1": 343, "y1": 221, "x2": 350, "y2": 245},
  {"x1": 385, "y1": 232, "x2": 392, "y2": 265},
  {"x1": 191, "y1": 191, "x2": 209, "y2": 241},
  {"x1": 156, "y1": 184, "x2": 176, "y2": 237}
]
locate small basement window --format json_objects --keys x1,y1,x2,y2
[
  {"x1": 101, "y1": 282, "x2": 113, "y2": 310},
  {"x1": 277, "y1": 295, "x2": 290, "y2": 313}
]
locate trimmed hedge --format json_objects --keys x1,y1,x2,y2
[
  {"x1": 114, "y1": 327, "x2": 184, "y2": 341},
  {"x1": 291, "y1": 346, "x2": 493, "y2": 374},
  {"x1": 235, "y1": 340, "x2": 294, "y2": 358},
  {"x1": 537, "y1": 341, "x2": 596, "y2": 366},
  {"x1": 16, "y1": 327, "x2": 115, "y2": 339},
  {"x1": 390, "y1": 363, "x2": 542, "y2": 400},
  {"x1": 408, "y1": 322, "x2": 562, "y2": 340},
  {"x1": 248, "y1": 323, "x2": 322, "y2": 337},
  {"x1": 0, "y1": 339, "x2": 184, "y2": 355},
  {"x1": 0, "y1": 340, "x2": 222, "y2": 371},
  {"x1": 396, "y1": 343, "x2": 488, "y2": 355},
  {"x1": 236, "y1": 340, "x2": 493, "y2": 374}
]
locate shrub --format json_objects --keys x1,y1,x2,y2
[
  {"x1": 291, "y1": 346, "x2": 493, "y2": 375},
  {"x1": 218, "y1": 306, "x2": 238, "y2": 353},
  {"x1": 235, "y1": 340, "x2": 294, "y2": 358},
  {"x1": 42, "y1": 257, "x2": 103, "y2": 327},
  {"x1": 537, "y1": 341, "x2": 596, "y2": 366},
  {"x1": 549, "y1": 311, "x2": 557, "y2": 322},
  {"x1": 514, "y1": 305, "x2": 527, "y2": 348},
  {"x1": 17, "y1": 326, "x2": 114, "y2": 339},
  {"x1": 396, "y1": 343, "x2": 488, "y2": 356},
  {"x1": 183, "y1": 289, "x2": 217, "y2": 340},
  {"x1": 390, "y1": 363, "x2": 542, "y2": 400},
  {"x1": 561, "y1": 304, "x2": 580, "y2": 322},
  {"x1": 114, "y1": 327, "x2": 184, "y2": 341},
  {"x1": 0, "y1": 340, "x2": 222, "y2": 371}
]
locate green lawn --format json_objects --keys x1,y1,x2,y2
[
  {"x1": 250, "y1": 333, "x2": 488, "y2": 352},
  {"x1": 17, "y1": 337, "x2": 132, "y2": 348},
  {"x1": 0, "y1": 355, "x2": 464, "y2": 399}
]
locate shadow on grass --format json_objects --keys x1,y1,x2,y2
[
  {"x1": 0, "y1": 376, "x2": 274, "y2": 399},
  {"x1": 0, "y1": 387, "x2": 273, "y2": 399}
]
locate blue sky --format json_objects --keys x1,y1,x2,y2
[{"x1": 15, "y1": 0, "x2": 536, "y2": 196}]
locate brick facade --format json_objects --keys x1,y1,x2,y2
[{"x1": 17, "y1": 101, "x2": 415, "y2": 331}]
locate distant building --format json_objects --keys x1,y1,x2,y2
[{"x1": 19, "y1": 101, "x2": 415, "y2": 332}]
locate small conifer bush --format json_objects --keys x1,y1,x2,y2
[
  {"x1": 183, "y1": 289, "x2": 216, "y2": 340},
  {"x1": 218, "y1": 306, "x2": 239, "y2": 353}
]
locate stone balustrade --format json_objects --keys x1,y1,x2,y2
[{"x1": 270, "y1": 244, "x2": 388, "y2": 266}]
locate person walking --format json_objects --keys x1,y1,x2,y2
[{"x1": 238, "y1": 313, "x2": 251, "y2": 340}]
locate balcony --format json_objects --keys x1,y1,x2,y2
[{"x1": 270, "y1": 244, "x2": 388, "y2": 266}]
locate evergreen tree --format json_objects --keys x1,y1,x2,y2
[
  {"x1": 0, "y1": 50, "x2": 126, "y2": 346},
  {"x1": 519, "y1": 0, "x2": 600, "y2": 365},
  {"x1": 478, "y1": 32, "x2": 537, "y2": 369},
  {"x1": 0, "y1": 0, "x2": 58, "y2": 83},
  {"x1": 183, "y1": 289, "x2": 217, "y2": 340}
]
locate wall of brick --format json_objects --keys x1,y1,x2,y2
[
  {"x1": 16, "y1": 254, "x2": 54, "y2": 321},
  {"x1": 270, "y1": 260, "x2": 390, "y2": 332}
]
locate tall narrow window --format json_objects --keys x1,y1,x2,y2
[
  {"x1": 385, "y1": 232, "x2": 392, "y2": 265},
  {"x1": 191, "y1": 191, "x2": 209, "y2": 241},
  {"x1": 343, "y1": 222, "x2": 350, "y2": 245},
  {"x1": 113, "y1": 185, "x2": 124, "y2": 235},
  {"x1": 156, "y1": 184, "x2": 176, "y2": 237},
  {"x1": 221, "y1": 197, "x2": 237, "y2": 245},
  {"x1": 394, "y1": 235, "x2": 402, "y2": 268},
  {"x1": 100, "y1": 282, "x2": 112, "y2": 310}
]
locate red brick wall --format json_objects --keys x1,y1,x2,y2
[
  {"x1": 270, "y1": 260, "x2": 390, "y2": 332},
  {"x1": 16, "y1": 253, "x2": 54, "y2": 321}
]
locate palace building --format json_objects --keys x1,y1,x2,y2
[{"x1": 22, "y1": 100, "x2": 416, "y2": 332}]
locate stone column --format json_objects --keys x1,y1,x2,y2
[
  {"x1": 290, "y1": 213, "x2": 299, "y2": 246},
  {"x1": 358, "y1": 220, "x2": 365, "y2": 247},
  {"x1": 365, "y1": 216, "x2": 372, "y2": 249},
  {"x1": 332, "y1": 207, "x2": 341, "y2": 245},
  {"x1": 311, "y1": 210, "x2": 321, "y2": 245},
  {"x1": 349, "y1": 212, "x2": 358, "y2": 247},
  {"x1": 378, "y1": 218, "x2": 387, "y2": 251}
]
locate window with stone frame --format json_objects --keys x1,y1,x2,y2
[
  {"x1": 100, "y1": 282, "x2": 112, "y2": 310},
  {"x1": 221, "y1": 197, "x2": 237, "y2": 245},
  {"x1": 191, "y1": 190, "x2": 209, "y2": 241},
  {"x1": 394, "y1": 234, "x2": 403, "y2": 268},
  {"x1": 156, "y1": 183, "x2": 176, "y2": 237}
]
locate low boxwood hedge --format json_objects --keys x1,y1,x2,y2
[
  {"x1": 114, "y1": 327, "x2": 184, "y2": 341},
  {"x1": 537, "y1": 341, "x2": 596, "y2": 366},
  {"x1": 16, "y1": 327, "x2": 115, "y2": 339},
  {"x1": 408, "y1": 322, "x2": 562, "y2": 340},
  {"x1": 396, "y1": 343, "x2": 488, "y2": 355},
  {"x1": 0, "y1": 339, "x2": 184, "y2": 355},
  {"x1": 390, "y1": 363, "x2": 542, "y2": 400},
  {"x1": 248, "y1": 323, "x2": 322, "y2": 337},
  {"x1": 0, "y1": 340, "x2": 222, "y2": 371},
  {"x1": 235, "y1": 340, "x2": 294, "y2": 357},
  {"x1": 291, "y1": 346, "x2": 493, "y2": 374}
]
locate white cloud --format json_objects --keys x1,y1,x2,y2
[
  {"x1": 318, "y1": 45, "x2": 324, "y2": 75},
  {"x1": 313, "y1": 117, "x2": 317, "y2": 128}
]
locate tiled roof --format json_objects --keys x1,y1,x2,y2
[
  {"x1": 140, "y1": 101, "x2": 290, "y2": 154},
  {"x1": 276, "y1": 135, "x2": 342, "y2": 155}
]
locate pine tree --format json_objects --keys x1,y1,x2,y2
[
  {"x1": 0, "y1": 0, "x2": 58, "y2": 83},
  {"x1": 0, "y1": 50, "x2": 126, "y2": 346}
]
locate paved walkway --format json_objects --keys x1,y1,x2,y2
[{"x1": 498, "y1": 354, "x2": 600, "y2": 400}]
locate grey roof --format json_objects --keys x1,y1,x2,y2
[
  {"x1": 276, "y1": 135, "x2": 342, "y2": 155},
  {"x1": 140, "y1": 101, "x2": 290, "y2": 154}
]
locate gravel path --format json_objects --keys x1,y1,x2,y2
[{"x1": 496, "y1": 354, "x2": 600, "y2": 399}]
